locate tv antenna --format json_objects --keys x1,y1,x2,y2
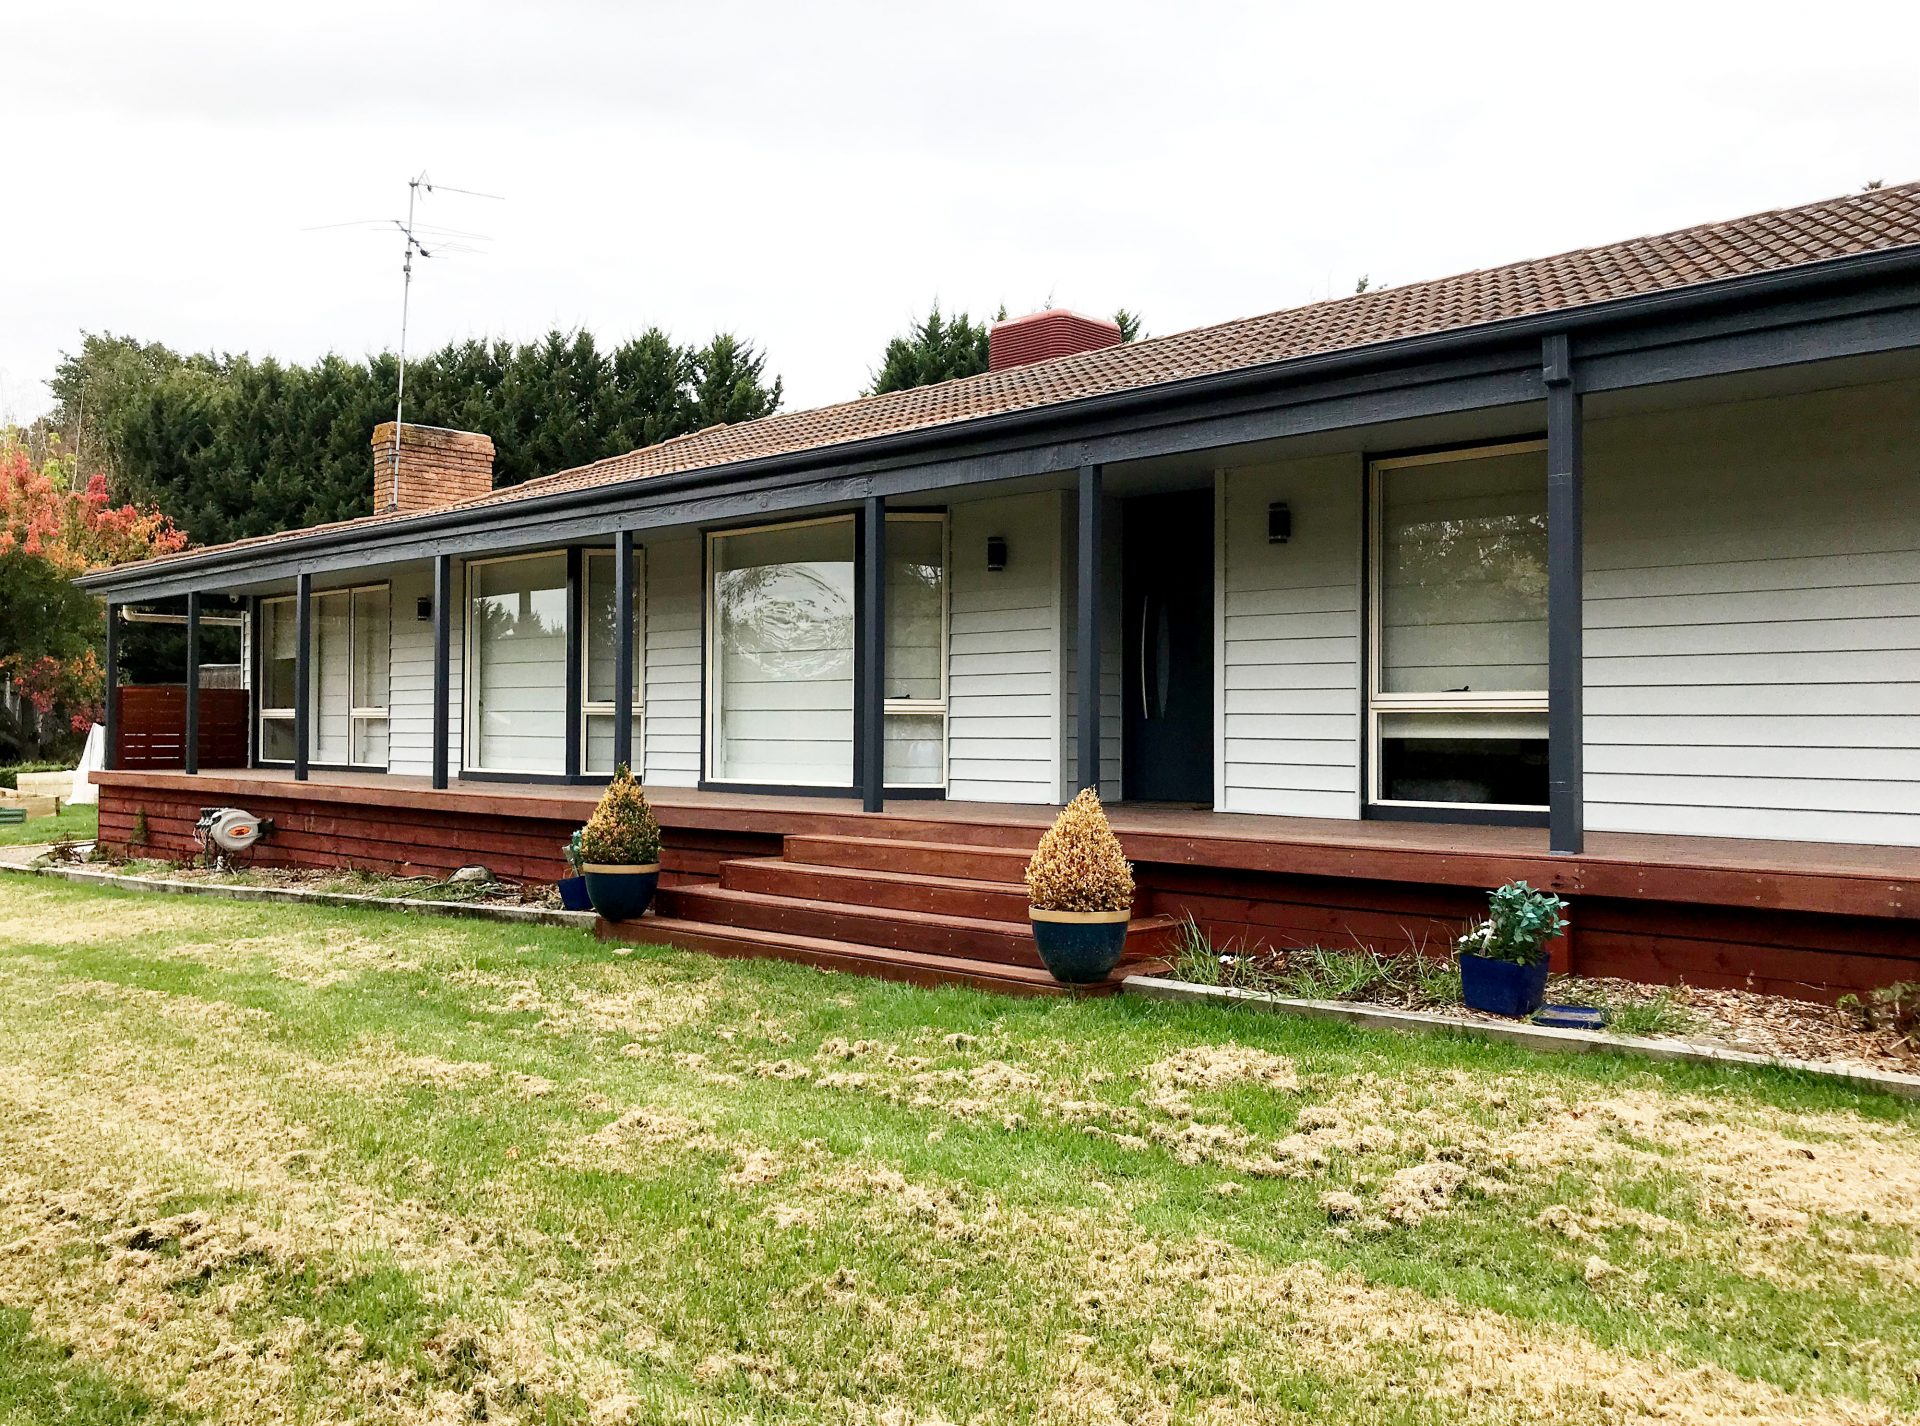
[{"x1": 382, "y1": 171, "x2": 502, "y2": 511}]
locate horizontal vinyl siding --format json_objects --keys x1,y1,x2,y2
[
  {"x1": 947, "y1": 491, "x2": 1061, "y2": 804},
  {"x1": 643, "y1": 536, "x2": 702, "y2": 787},
  {"x1": 1583, "y1": 376, "x2": 1920, "y2": 846},
  {"x1": 1218, "y1": 454, "x2": 1363, "y2": 818},
  {"x1": 387, "y1": 564, "x2": 461, "y2": 776}
]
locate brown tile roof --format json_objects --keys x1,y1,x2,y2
[{"x1": 105, "y1": 181, "x2": 1920, "y2": 577}]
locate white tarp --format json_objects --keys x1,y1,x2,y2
[{"x1": 68, "y1": 724, "x2": 104, "y2": 805}]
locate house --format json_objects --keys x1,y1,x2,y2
[{"x1": 78, "y1": 183, "x2": 1920, "y2": 998}]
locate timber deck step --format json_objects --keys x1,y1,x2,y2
[
  {"x1": 781, "y1": 834, "x2": 1033, "y2": 882},
  {"x1": 597, "y1": 916, "x2": 1139, "y2": 996},
  {"x1": 597, "y1": 827, "x2": 1174, "y2": 994},
  {"x1": 654, "y1": 883, "x2": 1175, "y2": 968},
  {"x1": 718, "y1": 858, "x2": 1031, "y2": 921}
]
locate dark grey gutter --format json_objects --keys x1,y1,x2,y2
[{"x1": 77, "y1": 242, "x2": 1920, "y2": 596}]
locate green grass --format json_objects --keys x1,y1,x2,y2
[
  {"x1": 0, "y1": 801, "x2": 95, "y2": 846},
  {"x1": 0, "y1": 872, "x2": 1916, "y2": 1424},
  {"x1": 1170, "y1": 917, "x2": 1461, "y2": 1007},
  {"x1": 1604, "y1": 987, "x2": 1699, "y2": 1037}
]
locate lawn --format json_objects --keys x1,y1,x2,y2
[
  {"x1": 1, "y1": 875, "x2": 1917, "y2": 1424},
  {"x1": 0, "y1": 802, "x2": 94, "y2": 847}
]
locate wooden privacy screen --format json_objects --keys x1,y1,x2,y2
[{"x1": 114, "y1": 686, "x2": 250, "y2": 770}]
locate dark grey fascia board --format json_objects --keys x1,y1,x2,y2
[
  {"x1": 84, "y1": 358, "x2": 1545, "y2": 601},
  {"x1": 79, "y1": 242, "x2": 1920, "y2": 600}
]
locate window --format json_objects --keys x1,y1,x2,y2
[
  {"x1": 581, "y1": 547, "x2": 644, "y2": 776},
  {"x1": 706, "y1": 513, "x2": 949, "y2": 789},
  {"x1": 466, "y1": 553, "x2": 570, "y2": 775},
  {"x1": 350, "y1": 587, "x2": 391, "y2": 766},
  {"x1": 1369, "y1": 442, "x2": 1548, "y2": 810},
  {"x1": 256, "y1": 584, "x2": 391, "y2": 768},
  {"x1": 259, "y1": 598, "x2": 298, "y2": 763},
  {"x1": 883, "y1": 514, "x2": 947, "y2": 788},
  {"x1": 708, "y1": 518, "x2": 856, "y2": 786}
]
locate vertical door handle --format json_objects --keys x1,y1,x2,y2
[{"x1": 1137, "y1": 593, "x2": 1152, "y2": 720}]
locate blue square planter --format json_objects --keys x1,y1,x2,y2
[
  {"x1": 556, "y1": 875, "x2": 593, "y2": 912},
  {"x1": 1459, "y1": 953, "x2": 1550, "y2": 1018}
]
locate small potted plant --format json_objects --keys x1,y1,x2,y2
[
  {"x1": 578, "y1": 765, "x2": 662, "y2": 922},
  {"x1": 1024, "y1": 788, "x2": 1136, "y2": 983},
  {"x1": 1457, "y1": 880, "x2": 1568, "y2": 1018},
  {"x1": 556, "y1": 829, "x2": 592, "y2": 911}
]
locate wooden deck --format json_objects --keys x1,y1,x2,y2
[{"x1": 92, "y1": 768, "x2": 1919, "y2": 1000}]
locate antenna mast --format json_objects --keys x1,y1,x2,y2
[{"x1": 387, "y1": 172, "x2": 433, "y2": 513}]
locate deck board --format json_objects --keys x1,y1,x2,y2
[{"x1": 94, "y1": 768, "x2": 1915, "y2": 918}]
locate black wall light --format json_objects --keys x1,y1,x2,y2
[
  {"x1": 416, "y1": 595, "x2": 433, "y2": 621},
  {"x1": 986, "y1": 535, "x2": 1008, "y2": 572},
  {"x1": 1267, "y1": 502, "x2": 1292, "y2": 544}
]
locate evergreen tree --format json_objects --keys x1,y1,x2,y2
[
  {"x1": 690, "y1": 334, "x2": 783, "y2": 428},
  {"x1": 48, "y1": 325, "x2": 786, "y2": 545},
  {"x1": 868, "y1": 302, "x2": 1143, "y2": 396},
  {"x1": 867, "y1": 306, "x2": 996, "y2": 395}
]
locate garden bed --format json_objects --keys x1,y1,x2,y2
[
  {"x1": 36, "y1": 852, "x2": 562, "y2": 908},
  {"x1": 1167, "y1": 931, "x2": 1918, "y2": 1075}
]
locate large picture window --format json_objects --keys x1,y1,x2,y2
[
  {"x1": 257, "y1": 584, "x2": 390, "y2": 768},
  {"x1": 1369, "y1": 441, "x2": 1548, "y2": 810},
  {"x1": 708, "y1": 518, "x2": 856, "y2": 786},
  {"x1": 581, "y1": 547, "x2": 644, "y2": 776},
  {"x1": 706, "y1": 513, "x2": 948, "y2": 789},
  {"x1": 466, "y1": 553, "x2": 569, "y2": 775}
]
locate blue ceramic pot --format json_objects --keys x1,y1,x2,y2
[
  {"x1": 556, "y1": 875, "x2": 593, "y2": 912},
  {"x1": 1029, "y1": 908, "x2": 1131, "y2": 984},
  {"x1": 1459, "y1": 952, "x2": 1550, "y2": 1018},
  {"x1": 583, "y1": 863, "x2": 660, "y2": 922}
]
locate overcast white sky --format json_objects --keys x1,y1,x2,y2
[{"x1": 3, "y1": 1, "x2": 1917, "y2": 426}]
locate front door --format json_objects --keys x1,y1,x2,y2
[{"x1": 1121, "y1": 489, "x2": 1214, "y2": 803}]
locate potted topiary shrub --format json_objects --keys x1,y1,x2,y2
[
  {"x1": 1024, "y1": 788, "x2": 1136, "y2": 983},
  {"x1": 1457, "y1": 880, "x2": 1568, "y2": 1018},
  {"x1": 578, "y1": 765, "x2": 662, "y2": 921},
  {"x1": 556, "y1": 829, "x2": 592, "y2": 911}
]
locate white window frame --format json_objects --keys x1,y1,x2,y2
[
  {"x1": 703, "y1": 512, "x2": 951, "y2": 790},
  {"x1": 463, "y1": 549, "x2": 571, "y2": 777},
  {"x1": 705, "y1": 515, "x2": 855, "y2": 789},
  {"x1": 1366, "y1": 440, "x2": 1548, "y2": 813},
  {"x1": 256, "y1": 582, "x2": 391, "y2": 770},
  {"x1": 580, "y1": 545, "x2": 646, "y2": 777},
  {"x1": 881, "y1": 511, "x2": 949, "y2": 791}
]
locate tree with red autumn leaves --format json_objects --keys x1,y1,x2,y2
[{"x1": 0, "y1": 429, "x2": 184, "y2": 755}]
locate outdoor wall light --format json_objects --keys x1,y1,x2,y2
[
  {"x1": 1267, "y1": 502, "x2": 1292, "y2": 544},
  {"x1": 416, "y1": 596, "x2": 433, "y2": 621},
  {"x1": 986, "y1": 535, "x2": 1008, "y2": 572}
]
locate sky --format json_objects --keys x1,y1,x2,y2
[{"x1": 3, "y1": 0, "x2": 1918, "y2": 427}]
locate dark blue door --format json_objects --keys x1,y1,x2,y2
[{"x1": 1121, "y1": 489, "x2": 1214, "y2": 804}]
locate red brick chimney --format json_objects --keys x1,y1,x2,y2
[
  {"x1": 371, "y1": 422, "x2": 495, "y2": 515},
  {"x1": 987, "y1": 310, "x2": 1124, "y2": 372}
]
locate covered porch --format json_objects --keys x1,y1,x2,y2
[{"x1": 94, "y1": 766, "x2": 1919, "y2": 1000}]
